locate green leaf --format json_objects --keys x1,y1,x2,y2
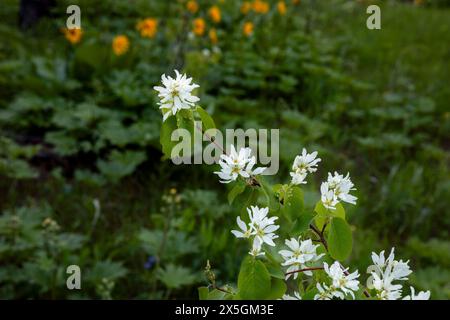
[
  {"x1": 331, "y1": 203, "x2": 346, "y2": 220},
  {"x1": 283, "y1": 185, "x2": 304, "y2": 220},
  {"x1": 302, "y1": 287, "x2": 319, "y2": 300},
  {"x1": 160, "y1": 116, "x2": 178, "y2": 160},
  {"x1": 266, "y1": 278, "x2": 287, "y2": 300},
  {"x1": 97, "y1": 150, "x2": 146, "y2": 182},
  {"x1": 314, "y1": 201, "x2": 345, "y2": 219},
  {"x1": 266, "y1": 262, "x2": 285, "y2": 280},
  {"x1": 235, "y1": 187, "x2": 259, "y2": 216},
  {"x1": 196, "y1": 106, "x2": 216, "y2": 131},
  {"x1": 206, "y1": 289, "x2": 228, "y2": 300},
  {"x1": 198, "y1": 287, "x2": 209, "y2": 300},
  {"x1": 314, "y1": 201, "x2": 345, "y2": 230},
  {"x1": 156, "y1": 264, "x2": 197, "y2": 289},
  {"x1": 314, "y1": 201, "x2": 328, "y2": 216},
  {"x1": 259, "y1": 178, "x2": 280, "y2": 212},
  {"x1": 327, "y1": 217, "x2": 353, "y2": 261},
  {"x1": 228, "y1": 180, "x2": 247, "y2": 205},
  {"x1": 290, "y1": 212, "x2": 315, "y2": 236},
  {"x1": 238, "y1": 257, "x2": 271, "y2": 300}
]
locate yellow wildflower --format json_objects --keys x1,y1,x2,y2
[
  {"x1": 241, "y1": 1, "x2": 252, "y2": 14},
  {"x1": 208, "y1": 6, "x2": 221, "y2": 23},
  {"x1": 187, "y1": 0, "x2": 199, "y2": 13},
  {"x1": 209, "y1": 28, "x2": 218, "y2": 44},
  {"x1": 193, "y1": 18, "x2": 206, "y2": 36},
  {"x1": 136, "y1": 18, "x2": 158, "y2": 38},
  {"x1": 252, "y1": 0, "x2": 269, "y2": 14},
  {"x1": 277, "y1": 1, "x2": 287, "y2": 15},
  {"x1": 62, "y1": 27, "x2": 83, "y2": 44},
  {"x1": 112, "y1": 35, "x2": 130, "y2": 56},
  {"x1": 243, "y1": 22, "x2": 254, "y2": 37}
]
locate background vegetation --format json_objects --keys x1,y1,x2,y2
[{"x1": 0, "y1": 0, "x2": 448, "y2": 299}]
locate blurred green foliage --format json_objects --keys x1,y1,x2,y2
[{"x1": 0, "y1": 0, "x2": 449, "y2": 299}]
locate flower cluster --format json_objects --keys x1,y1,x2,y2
[
  {"x1": 315, "y1": 262, "x2": 360, "y2": 300},
  {"x1": 214, "y1": 145, "x2": 266, "y2": 183},
  {"x1": 231, "y1": 206, "x2": 279, "y2": 256},
  {"x1": 279, "y1": 237, "x2": 324, "y2": 279},
  {"x1": 366, "y1": 248, "x2": 429, "y2": 300},
  {"x1": 153, "y1": 70, "x2": 200, "y2": 121},
  {"x1": 290, "y1": 148, "x2": 321, "y2": 185},
  {"x1": 153, "y1": 70, "x2": 431, "y2": 301},
  {"x1": 320, "y1": 172, "x2": 357, "y2": 210}
]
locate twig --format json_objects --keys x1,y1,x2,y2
[
  {"x1": 309, "y1": 223, "x2": 370, "y2": 298},
  {"x1": 285, "y1": 266, "x2": 324, "y2": 276},
  {"x1": 310, "y1": 223, "x2": 328, "y2": 250},
  {"x1": 212, "y1": 285, "x2": 233, "y2": 295},
  {"x1": 195, "y1": 123, "x2": 225, "y2": 155}
]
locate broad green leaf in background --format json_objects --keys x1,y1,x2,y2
[
  {"x1": 237, "y1": 257, "x2": 271, "y2": 300},
  {"x1": 97, "y1": 150, "x2": 146, "y2": 182},
  {"x1": 156, "y1": 264, "x2": 198, "y2": 289},
  {"x1": 160, "y1": 116, "x2": 178, "y2": 160},
  {"x1": 228, "y1": 180, "x2": 247, "y2": 205},
  {"x1": 266, "y1": 278, "x2": 287, "y2": 300},
  {"x1": 290, "y1": 212, "x2": 315, "y2": 236},
  {"x1": 266, "y1": 262, "x2": 285, "y2": 280},
  {"x1": 282, "y1": 185, "x2": 304, "y2": 220},
  {"x1": 259, "y1": 178, "x2": 280, "y2": 212},
  {"x1": 314, "y1": 201, "x2": 345, "y2": 230},
  {"x1": 198, "y1": 286, "x2": 209, "y2": 300},
  {"x1": 327, "y1": 217, "x2": 353, "y2": 261},
  {"x1": 196, "y1": 106, "x2": 216, "y2": 132}
]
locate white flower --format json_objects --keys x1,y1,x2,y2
[
  {"x1": 327, "y1": 172, "x2": 357, "y2": 205},
  {"x1": 323, "y1": 262, "x2": 360, "y2": 299},
  {"x1": 367, "y1": 248, "x2": 412, "y2": 300},
  {"x1": 279, "y1": 237, "x2": 324, "y2": 279},
  {"x1": 153, "y1": 70, "x2": 200, "y2": 121},
  {"x1": 320, "y1": 172, "x2": 357, "y2": 210},
  {"x1": 370, "y1": 272, "x2": 403, "y2": 300},
  {"x1": 290, "y1": 149, "x2": 321, "y2": 185},
  {"x1": 231, "y1": 216, "x2": 252, "y2": 239},
  {"x1": 231, "y1": 206, "x2": 279, "y2": 256},
  {"x1": 214, "y1": 145, "x2": 266, "y2": 183},
  {"x1": 249, "y1": 237, "x2": 265, "y2": 257},
  {"x1": 314, "y1": 283, "x2": 335, "y2": 300},
  {"x1": 248, "y1": 206, "x2": 279, "y2": 247},
  {"x1": 281, "y1": 292, "x2": 302, "y2": 300},
  {"x1": 402, "y1": 287, "x2": 430, "y2": 300},
  {"x1": 320, "y1": 182, "x2": 339, "y2": 210}
]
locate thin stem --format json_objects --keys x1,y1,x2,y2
[
  {"x1": 309, "y1": 223, "x2": 371, "y2": 298},
  {"x1": 310, "y1": 223, "x2": 328, "y2": 250},
  {"x1": 212, "y1": 284, "x2": 233, "y2": 295},
  {"x1": 195, "y1": 122, "x2": 225, "y2": 155},
  {"x1": 285, "y1": 266, "x2": 324, "y2": 276}
]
